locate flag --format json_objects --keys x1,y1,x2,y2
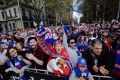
[
  {"x1": 33, "y1": 21, "x2": 37, "y2": 27},
  {"x1": 39, "y1": 20, "x2": 44, "y2": 30},
  {"x1": 64, "y1": 25, "x2": 69, "y2": 34},
  {"x1": 37, "y1": 19, "x2": 46, "y2": 36},
  {"x1": 63, "y1": 25, "x2": 72, "y2": 36},
  {"x1": 37, "y1": 27, "x2": 47, "y2": 36}
]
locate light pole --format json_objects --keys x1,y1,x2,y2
[
  {"x1": 117, "y1": 0, "x2": 120, "y2": 22},
  {"x1": 17, "y1": 0, "x2": 24, "y2": 29},
  {"x1": 102, "y1": 1, "x2": 105, "y2": 28}
]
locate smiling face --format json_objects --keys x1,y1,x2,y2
[
  {"x1": 69, "y1": 39, "x2": 76, "y2": 49},
  {"x1": 16, "y1": 43, "x2": 23, "y2": 51},
  {"x1": 57, "y1": 58, "x2": 66, "y2": 68},
  {"x1": 29, "y1": 39, "x2": 37, "y2": 49},
  {"x1": 9, "y1": 48, "x2": 18, "y2": 57}
]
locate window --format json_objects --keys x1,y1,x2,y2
[
  {"x1": 13, "y1": 8, "x2": 17, "y2": 17},
  {"x1": 1, "y1": 12, "x2": 4, "y2": 19},
  {"x1": 5, "y1": 11, "x2": 7, "y2": 18},
  {"x1": 5, "y1": 24, "x2": 8, "y2": 31},
  {"x1": 0, "y1": 24, "x2": 3, "y2": 32},
  {"x1": 9, "y1": 23, "x2": 12, "y2": 30},
  {"x1": 12, "y1": 23, "x2": 16, "y2": 30},
  {"x1": 9, "y1": 10, "x2": 12, "y2": 18}
]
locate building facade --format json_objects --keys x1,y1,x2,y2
[{"x1": 0, "y1": 0, "x2": 42, "y2": 32}]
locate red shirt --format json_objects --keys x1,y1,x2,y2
[
  {"x1": 53, "y1": 63, "x2": 70, "y2": 76},
  {"x1": 48, "y1": 44, "x2": 69, "y2": 58},
  {"x1": 30, "y1": 46, "x2": 50, "y2": 69}
]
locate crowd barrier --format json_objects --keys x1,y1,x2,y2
[
  {"x1": 0, "y1": 68, "x2": 114, "y2": 80},
  {"x1": 93, "y1": 75, "x2": 113, "y2": 80},
  {"x1": 0, "y1": 68, "x2": 65, "y2": 80}
]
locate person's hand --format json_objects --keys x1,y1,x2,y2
[
  {"x1": 5, "y1": 68, "x2": 12, "y2": 73},
  {"x1": 58, "y1": 69, "x2": 63, "y2": 74},
  {"x1": 78, "y1": 77, "x2": 86, "y2": 80},
  {"x1": 99, "y1": 66, "x2": 109, "y2": 75},
  {"x1": 18, "y1": 55, "x2": 23, "y2": 61},
  {"x1": 19, "y1": 69, "x2": 24, "y2": 77},
  {"x1": 26, "y1": 53, "x2": 35, "y2": 60},
  {"x1": 93, "y1": 65, "x2": 99, "y2": 72}
]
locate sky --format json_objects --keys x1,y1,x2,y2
[{"x1": 72, "y1": 0, "x2": 84, "y2": 23}]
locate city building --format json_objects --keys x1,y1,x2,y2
[{"x1": 0, "y1": 0, "x2": 42, "y2": 32}]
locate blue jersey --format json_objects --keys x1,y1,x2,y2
[
  {"x1": 6, "y1": 57, "x2": 25, "y2": 69},
  {"x1": 76, "y1": 42, "x2": 88, "y2": 53},
  {"x1": 74, "y1": 66, "x2": 89, "y2": 78},
  {"x1": 114, "y1": 49, "x2": 120, "y2": 72}
]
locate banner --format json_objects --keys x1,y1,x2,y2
[
  {"x1": 2, "y1": 71, "x2": 65, "y2": 80},
  {"x1": 17, "y1": 20, "x2": 24, "y2": 30}
]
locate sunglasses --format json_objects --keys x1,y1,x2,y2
[{"x1": 70, "y1": 42, "x2": 75, "y2": 44}]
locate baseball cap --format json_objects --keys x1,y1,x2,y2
[{"x1": 77, "y1": 58, "x2": 87, "y2": 67}]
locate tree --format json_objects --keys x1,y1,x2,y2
[
  {"x1": 20, "y1": 0, "x2": 73, "y2": 25},
  {"x1": 45, "y1": 0, "x2": 73, "y2": 25},
  {"x1": 81, "y1": 0, "x2": 119, "y2": 22}
]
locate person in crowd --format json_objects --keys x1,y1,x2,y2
[
  {"x1": 93, "y1": 29, "x2": 99, "y2": 38},
  {"x1": 76, "y1": 35, "x2": 88, "y2": 53},
  {"x1": 69, "y1": 57, "x2": 94, "y2": 80},
  {"x1": 16, "y1": 42, "x2": 25, "y2": 51},
  {"x1": 82, "y1": 39, "x2": 115, "y2": 77},
  {"x1": 6, "y1": 47, "x2": 31, "y2": 80},
  {"x1": 16, "y1": 42, "x2": 29, "y2": 58},
  {"x1": 0, "y1": 21, "x2": 119, "y2": 80},
  {"x1": 63, "y1": 31, "x2": 81, "y2": 68},
  {"x1": 0, "y1": 42, "x2": 10, "y2": 80},
  {"x1": 112, "y1": 37, "x2": 120, "y2": 80},
  {"x1": 13, "y1": 32, "x2": 24, "y2": 44},
  {"x1": 26, "y1": 37, "x2": 50, "y2": 69},
  {"x1": 47, "y1": 57, "x2": 70, "y2": 76},
  {"x1": 101, "y1": 34, "x2": 116, "y2": 73},
  {"x1": 71, "y1": 27, "x2": 80, "y2": 41},
  {"x1": 7, "y1": 37, "x2": 16, "y2": 47},
  {"x1": 48, "y1": 40, "x2": 69, "y2": 58},
  {"x1": 87, "y1": 31, "x2": 96, "y2": 45},
  {"x1": 37, "y1": 26, "x2": 69, "y2": 58},
  {"x1": 0, "y1": 34, "x2": 8, "y2": 44},
  {"x1": 102, "y1": 34, "x2": 115, "y2": 51},
  {"x1": 101, "y1": 30, "x2": 109, "y2": 40}
]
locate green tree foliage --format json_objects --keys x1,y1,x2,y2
[
  {"x1": 81, "y1": 0, "x2": 119, "y2": 22},
  {"x1": 45, "y1": 0, "x2": 73, "y2": 25}
]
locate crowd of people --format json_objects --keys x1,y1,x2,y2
[{"x1": 0, "y1": 20, "x2": 120, "y2": 80}]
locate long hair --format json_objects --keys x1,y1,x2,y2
[{"x1": 7, "y1": 47, "x2": 18, "y2": 65}]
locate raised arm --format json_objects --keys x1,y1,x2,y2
[{"x1": 63, "y1": 32, "x2": 69, "y2": 51}]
